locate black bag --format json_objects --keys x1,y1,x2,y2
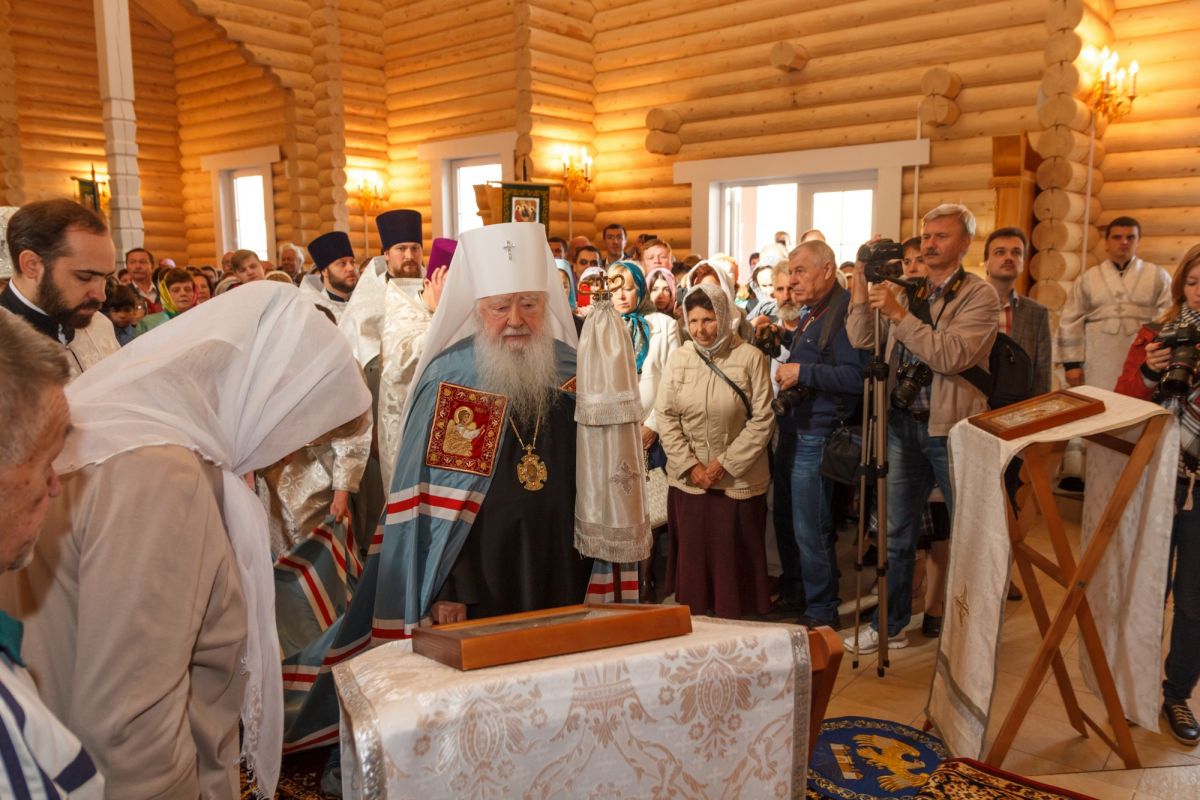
[
  {"x1": 802, "y1": 289, "x2": 862, "y2": 484},
  {"x1": 908, "y1": 275, "x2": 1035, "y2": 410}
]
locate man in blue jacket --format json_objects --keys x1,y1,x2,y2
[{"x1": 773, "y1": 240, "x2": 867, "y2": 628}]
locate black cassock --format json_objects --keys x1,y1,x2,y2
[{"x1": 435, "y1": 392, "x2": 593, "y2": 618}]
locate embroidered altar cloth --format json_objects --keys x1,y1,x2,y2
[{"x1": 333, "y1": 617, "x2": 811, "y2": 799}]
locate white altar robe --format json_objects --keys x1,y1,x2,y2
[
  {"x1": 334, "y1": 618, "x2": 811, "y2": 800},
  {"x1": 1056, "y1": 258, "x2": 1171, "y2": 392},
  {"x1": 377, "y1": 281, "x2": 433, "y2": 492},
  {"x1": 929, "y1": 387, "x2": 1176, "y2": 758}
]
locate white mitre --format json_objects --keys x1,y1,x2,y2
[{"x1": 398, "y1": 222, "x2": 578, "y2": 435}]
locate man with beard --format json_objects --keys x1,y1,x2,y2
[
  {"x1": 0, "y1": 200, "x2": 119, "y2": 377},
  {"x1": 302, "y1": 231, "x2": 359, "y2": 323},
  {"x1": 282, "y1": 222, "x2": 588, "y2": 756},
  {"x1": 124, "y1": 247, "x2": 161, "y2": 313}
]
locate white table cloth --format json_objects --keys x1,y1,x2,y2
[{"x1": 334, "y1": 617, "x2": 811, "y2": 799}]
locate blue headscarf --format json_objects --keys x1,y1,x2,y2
[
  {"x1": 611, "y1": 260, "x2": 651, "y2": 374},
  {"x1": 554, "y1": 259, "x2": 577, "y2": 309}
]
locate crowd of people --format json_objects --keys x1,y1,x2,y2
[{"x1": 1, "y1": 194, "x2": 1197, "y2": 798}]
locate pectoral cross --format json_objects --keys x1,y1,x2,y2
[{"x1": 503, "y1": 240, "x2": 516, "y2": 261}]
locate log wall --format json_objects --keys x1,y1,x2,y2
[
  {"x1": 0, "y1": 0, "x2": 22, "y2": 206},
  {"x1": 1099, "y1": 0, "x2": 1200, "y2": 271},
  {"x1": 382, "y1": 0, "x2": 520, "y2": 247},
  {"x1": 173, "y1": 21, "x2": 287, "y2": 265},
  {"x1": 590, "y1": 0, "x2": 1049, "y2": 259}
]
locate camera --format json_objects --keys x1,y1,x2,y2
[
  {"x1": 890, "y1": 362, "x2": 934, "y2": 410},
  {"x1": 753, "y1": 322, "x2": 783, "y2": 359},
  {"x1": 856, "y1": 239, "x2": 907, "y2": 284},
  {"x1": 1153, "y1": 322, "x2": 1200, "y2": 397},
  {"x1": 771, "y1": 384, "x2": 813, "y2": 417}
]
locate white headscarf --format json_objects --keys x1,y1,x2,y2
[
  {"x1": 685, "y1": 260, "x2": 740, "y2": 334},
  {"x1": 399, "y1": 222, "x2": 578, "y2": 435},
  {"x1": 685, "y1": 282, "x2": 733, "y2": 358},
  {"x1": 54, "y1": 282, "x2": 371, "y2": 799}
]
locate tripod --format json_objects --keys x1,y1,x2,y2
[{"x1": 851, "y1": 308, "x2": 893, "y2": 675}]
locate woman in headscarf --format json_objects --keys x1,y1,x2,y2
[
  {"x1": 136, "y1": 267, "x2": 196, "y2": 333},
  {"x1": 685, "y1": 260, "x2": 754, "y2": 341},
  {"x1": 555, "y1": 258, "x2": 579, "y2": 313},
  {"x1": 646, "y1": 266, "x2": 678, "y2": 319},
  {"x1": 2, "y1": 282, "x2": 370, "y2": 799},
  {"x1": 654, "y1": 283, "x2": 775, "y2": 619}
]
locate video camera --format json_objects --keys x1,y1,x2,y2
[
  {"x1": 1154, "y1": 322, "x2": 1200, "y2": 397},
  {"x1": 856, "y1": 239, "x2": 915, "y2": 288}
]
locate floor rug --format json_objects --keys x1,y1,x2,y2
[
  {"x1": 240, "y1": 747, "x2": 336, "y2": 800},
  {"x1": 915, "y1": 758, "x2": 1099, "y2": 800},
  {"x1": 807, "y1": 716, "x2": 950, "y2": 799}
]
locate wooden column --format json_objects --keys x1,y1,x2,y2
[
  {"x1": 311, "y1": 0, "x2": 349, "y2": 234},
  {"x1": 0, "y1": 0, "x2": 23, "y2": 207},
  {"x1": 93, "y1": 0, "x2": 144, "y2": 258},
  {"x1": 990, "y1": 133, "x2": 1040, "y2": 294}
]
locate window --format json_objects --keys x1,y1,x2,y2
[
  {"x1": 200, "y1": 145, "x2": 280, "y2": 262},
  {"x1": 721, "y1": 182, "x2": 799, "y2": 266},
  {"x1": 807, "y1": 184, "x2": 875, "y2": 266},
  {"x1": 452, "y1": 158, "x2": 503, "y2": 237},
  {"x1": 230, "y1": 170, "x2": 269, "y2": 258}
]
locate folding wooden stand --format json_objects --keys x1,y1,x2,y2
[{"x1": 985, "y1": 414, "x2": 1166, "y2": 770}]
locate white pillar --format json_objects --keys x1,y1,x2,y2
[{"x1": 93, "y1": 0, "x2": 143, "y2": 259}]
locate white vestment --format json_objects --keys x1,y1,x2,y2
[
  {"x1": 1056, "y1": 258, "x2": 1171, "y2": 391},
  {"x1": 298, "y1": 274, "x2": 350, "y2": 324},
  {"x1": 67, "y1": 312, "x2": 120, "y2": 378},
  {"x1": 377, "y1": 280, "x2": 433, "y2": 492}
]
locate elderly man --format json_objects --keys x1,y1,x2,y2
[
  {"x1": 0, "y1": 199, "x2": 119, "y2": 376},
  {"x1": 845, "y1": 204, "x2": 999, "y2": 653},
  {"x1": 278, "y1": 242, "x2": 306, "y2": 281},
  {"x1": 283, "y1": 221, "x2": 588, "y2": 754},
  {"x1": 0, "y1": 312, "x2": 104, "y2": 798},
  {"x1": 773, "y1": 241, "x2": 868, "y2": 627},
  {"x1": 124, "y1": 247, "x2": 160, "y2": 313},
  {"x1": 302, "y1": 231, "x2": 360, "y2": 322},
  {"x1": 1, "y1": 284, "x2": 370, "y2": 799}
]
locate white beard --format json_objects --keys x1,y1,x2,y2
[
  {"x1": 475, "y1": 324, "x2": 560, "y2": 428},
  {"x1": 778, "y1": 302, "x2": 803, "y2": 323}
]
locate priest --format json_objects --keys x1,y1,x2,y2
[
  {"x1": 300, "y1": 230, "x2": 359, "y2": 322},
  {"x1": 283, "y1": 222, "x2": 590, "y2": 755}
]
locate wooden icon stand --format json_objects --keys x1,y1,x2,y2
[{"x1": 984, "y1": 413, "x2": 1166, "y2": 770}]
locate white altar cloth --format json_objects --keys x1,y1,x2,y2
[
  {"x1": 333, "y1": 617, "x2": 810, "y2": 799},
  {"x1": 929, "y1": 386, "x2": 1176, "y2": 758}
]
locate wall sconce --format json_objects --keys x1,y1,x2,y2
[
  {"x1": 1084, "y1": 47, "x2": 1138, "y2": 121},
  {"x1": 348, "y1": 169, "x2": 384, "y2": 250},
  {"x1": 561, "y1": 146, "x2": 593, "y2": 198}
]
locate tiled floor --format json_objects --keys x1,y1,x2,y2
[{"x1": 821, "y1": 494, "x2": 1200, "y2": 798}]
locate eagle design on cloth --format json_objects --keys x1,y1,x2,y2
[{"x1": 853, "y1": 734, "x2": 928, "y2": 791}]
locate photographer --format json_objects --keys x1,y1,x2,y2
[
  {"x1": 1114, "y1": 244, "x2": 1200, "y2": 746},
  {"x1": 773, "y1": 241, "x2": 868, "y2": 627},
  {"x1": 844, "y1": 204, "x2": 999, "y2": 653}
]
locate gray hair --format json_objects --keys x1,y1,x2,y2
[
  {"x1": 923, "y1": 203, "x2": 977, "y2": 238},
  {"x1": 789, "y1": 239, "x2": 837, "y2": 269},
  {"x1": 0, "y1": 311, "x2": 70, "y2": 466},
  {"x1": 278, "y1": 242, "x2": 306, "y2": 269}
]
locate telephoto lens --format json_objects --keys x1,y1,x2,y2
[
  {"x1": 890, "y1": 362, "x2": 933, "y2": 409},
  {"x1": 771, "y1": 385, "x2": 812, "y2": 417}
]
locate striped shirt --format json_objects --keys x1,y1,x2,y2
[{"x1": 0, "y1": 612, "x2": 103, "y2": 799}]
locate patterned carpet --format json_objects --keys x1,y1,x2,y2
[
  {"x1": 916, "y1": 759, "x2": 1099, "y2": 800},
  {"x1": 240, "y1": 747, "x2": 336, "y2": 800},
  {"x1": 807, "y1": 716, "x2": 950, "y2": 799}
]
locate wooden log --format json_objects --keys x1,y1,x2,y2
[
  {"x1": 176, "y1": 65, "x2": 272, "y2": 97},
  {"x1": 1044, "y1": 30, "x2": 1084, "y2": 64},
  {"x1": 514, "y1": 2, "x2": 593, "y2": 39},
  {"x1": 769, "y1": 41, "x2": 808, "y2": 72},
  {"x1": 1112, "y1": 0, "x2": 1200, "y2": 38},
  {"x1": 1032, "y1": 220, "x2": 1100, "y2": 252},
  {"x1": 386, "y1": 33, "x2": 516, "y2": 78},
  {"x1": 1099, "y1": 208, "x2": 1200, "y2": 237},
  {"x1": 522, "y1": 48, "x2": 596, "y2": 82},
  {"x1": 387, "y1": 109, "x2": 518, "y2": 145},
  {"x1": 901, "y1": 164, "x2": 993, "y2": 193},
  {"x1": 919, "y1": 95, "x2": 960, "y2": 126},
  {"x1": 1037, "y1": 95, "x2": 1105, "y2": 134},
  {"x1": 388, "y1": 52, "x2": 515, "y2": 95},
  {"x1": 1122, "y1": 87, "x2": 1200, "y2": 126},
  {"x1": 645, "y1": 107, "x2": 683, "y2": 133},
  {"x1": 516, "y1": 26, "x2": 594, "y2": 61},
  {"x1": 1099, "y1": 177, "x2": 1200, "y2": 209},
  {"x1": 1102, "y1": 147, "x2": 1200, "y2": 180},
  {"x1": 1036, "y1": 158, "x2": 1104, "y2": 193},
  {"x1": 1117, "y1": 29, "x2": 1200, "y2": 67},
  {"x1": 594, "y1": 185, "x2": 693, "y2": 209},
  {"x1": 178, "y1": 94, "x2": 286, "y2": 127},
  {"x1": 920, "y1": 67, "x2": 962, "y2": 98},
  {"x1": 1041, "y1": 61, "x2": 1094, "y2": 99},
  {"x1": 1030, "y1": 249, "x2": 1083, "y2": 282},
  {"x1": 516, "y1": 73, "x2": 595, "y2": 105},
  {"x1": 1034, "y1": 188, "x2": 1100, "y2": 223},
  {"x1": 387, "y1": 90, "x2": 516, "y2": 129},
  {"x1": 1138, "y1": 237, "x2": 1200, "y2": 271},
  {"x1": 1104, "y1": 118, "x2": 1200, "y2": 154},
  {"x1": 1028, "y1": 279, "x2": 1072, "y2": 311},
  {"x1": 645, "y1": 131, "x2": 682, "y2": 155},
  {"x1": 517, "y1": 114, "x2": 593, "y2": 143},
  {"x1": 1045, "y1": 0, "x2": 1112, "y2": 41},
  {"x1": 1034, "y1": 126, "x2": 1104, "y2": 163}
]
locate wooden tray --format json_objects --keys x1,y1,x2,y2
[
  {"x1": 411, "y1": 603, "x2": 693, "y2": 670},
  {"x1": 968, "y1": 389, "x2": 1105, "y2": 441}
]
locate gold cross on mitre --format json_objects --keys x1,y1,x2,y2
[{"x1": 503, "y1": 240, "x2": 516, "y2": 261}]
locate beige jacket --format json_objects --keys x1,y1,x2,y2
[
  {"x1": 846, "y1": 269, "x2": 999, "y2": 436},
  {"x1": 654, "y1": 337, "x2": 776, "y2": 498},
  {"x1": 0, "y1": 446, "x2": 247, "y2": 799}
]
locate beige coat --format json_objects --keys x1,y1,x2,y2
[
  {"x1": 846, "y1": 271, "x2": 999, "y2": 436},
  {"x1": 654, "y1": 337, "x2": 776, "y2": 499},
  {"x1": 0, "y1": 446, "x2": 247, "y2": 799}
]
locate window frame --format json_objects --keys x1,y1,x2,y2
[
  {"x1": 417, "y1": 132, "x2": 517, "y2": 239},
  {"x1": 449, "y1": 156, "x2": 504, "y2": 238},
  {"x1": 200, "y1": 145, "x2": 280, "y2": 262}
]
